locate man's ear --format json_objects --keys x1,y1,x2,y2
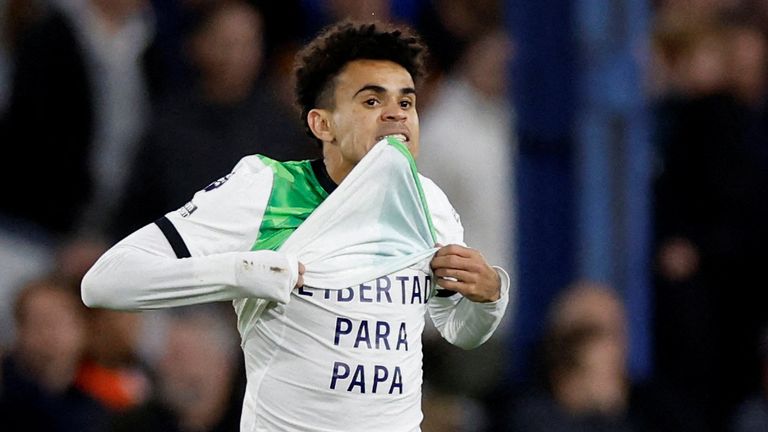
[{"x1": 307, "y1": 109, "x2": 334, "y2": 143}]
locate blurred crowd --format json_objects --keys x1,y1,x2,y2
[
  {"x1": 651, "y1": 1, "x2": 768, "y2": 431},
  {"x1": 0, "y1": 0, "x2": 767, "y2": 431}
]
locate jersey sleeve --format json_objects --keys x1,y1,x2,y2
[
  {"x1": 164, "y1": 155, "x2": 274, "y2": 256},
  {"x1": 421, "y1": 175, "x2": 511, "y2": 349},
  {"x1": 81, "y1": 156, "x2": 300, "y2": 310}
]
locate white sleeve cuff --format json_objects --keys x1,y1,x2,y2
[
  {"x1": 488, "y1": 265, "x2": 510, "y2": 305},
  {"x1": 233, "y1": 250, "x2": 297, "y2": 304}
]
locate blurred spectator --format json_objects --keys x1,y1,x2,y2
[
  {"x1": 649, "y1": 10, "x2": 730, "y2": 98},
  {"x1": 0, "y1": 232, "x2": 108, "y2": 347},
  {"x1": 1, "y1": 0, "x2": 47, "y2": 52},
  {"x1": 651, "y1": 6, "x2": 768, "y2": 104},
  {"x1": 48, "y1": 235, "x2": 154, "y2": 413},
  {"x1": 0, "y1": 0, "x2": 49, "y2": 340},
  {"x1": 417, "y1": 23, "x2": 515, "y2": 432},
  {"x1": 651, "y1": 7, "x2": 768, "y2": 430},
  {"x1": 147, "y1": 0, "x2": 219, "y2": 96},
  {"x1": 503, "y1": 281, "x2": 695, "y2": 432},
  {"x1": 0, "y1": 230, "x2": 55, "y2": 347},
  {"x1": 0, "y1": 0, "x2": 162, "y2": 337},
  {"x1": 0, "y1": 277, "x2": 110, "y2": 431},
  {"x1": 416, "y1": 0, "x2": 502, "y2": 76},
  {"x1": 74, "y1": 308, "x2": 152, "y2": 412},
  {"x1": 111, "y1": 0, "x2": 319, "y2": 238},
  {"x1": 724, "y1": 18, "x2": 768, "y2": 107},
  {"x1": 418, "y1": 27, "x2": 515, "y2": 285},
  {"x1": 112, "y1": 305, "x2": 244, "y2": 432},
  {"x1": 731, "y1": 327, "x2": 768, "y2": 432},
  {"x1": 0, "y1": 0, "x2": 47, "y2": 114},
  {"x1": 0, "y1": 0, "x2": 161, "y2": 237},
  {"x1": 421, "y1": 388, "x2": 486, "y2": 432}
]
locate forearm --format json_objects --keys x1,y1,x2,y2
[
  {"x1": 81, "y1": 224, "x2": 297, "y2": 310},
  {"x1": 428, "y1": 266, "x2": 511, "y2": 349}
]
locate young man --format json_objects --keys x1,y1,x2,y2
[{"x1": 82, "y1": 21, "x2": 510, "y2": 431}]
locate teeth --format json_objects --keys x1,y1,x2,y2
[{"x1": 379, "y1": 134, "x2": 408, "y2": 142}]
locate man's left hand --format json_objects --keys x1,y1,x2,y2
[{"x1": 430, "y1": 244, "x2": 501, "y2": 303}]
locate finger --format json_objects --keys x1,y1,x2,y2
[
  {"x1": 434, "y1": 244, "x2": 475, "y2": 258},
  {"x1": 431, "y1": 254, "x2": 473, "y2": 271},
  {"x1": 433, "y1": 268, "x2": 475, "y2": 283},
  {"x1": 434, "y1": 276, "x2": 466, "y2": 292},
  {"x1": 434, "y1": 277, "x2": 499, "y2": 303}
]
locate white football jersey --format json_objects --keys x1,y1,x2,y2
[{"x1": 82, "y1": 139, "x2": 509, "y2": 431}]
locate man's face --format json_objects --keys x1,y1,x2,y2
[
  {"x1": 194, "y1": 3, "x2": 263, "y2": 91},
  {"x1": 325, "y1": 59, "x2": 419, "y2": 170}
]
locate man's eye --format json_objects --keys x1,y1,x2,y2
[
  {"x1": 400, "y1": 100, "x2": 412, "y2": 109},
  {"x1": 365, "y1": 98, "x2": 379, "y2": 106}
]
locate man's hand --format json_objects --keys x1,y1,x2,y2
[{"x1": 430, "y1": 244, "x2": 501, "y2": 302}]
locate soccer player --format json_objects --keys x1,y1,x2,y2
[{"x1": 82, "y1": 21, "x2": 510, "y2": 431}]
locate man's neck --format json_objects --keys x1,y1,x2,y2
[{"x1": 322, "y1": 145, "x2": 353, "y2": 185}]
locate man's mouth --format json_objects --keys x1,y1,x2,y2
[{"x1": 376, "y1": 133, "x2": 409, "y2": 143}]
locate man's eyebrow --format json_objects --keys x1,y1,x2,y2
[
  {"x1": 353, "y1": 85, "x2": 417, "y2": 98},
  {"x1": 354, "y1": 85, "x2": 386, "y2": 97}
]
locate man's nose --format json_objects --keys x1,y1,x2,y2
[{"x1": 381, "y1": 103, "x2": 407, "y2": 121}]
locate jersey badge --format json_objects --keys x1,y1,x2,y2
[
  {"x1": 178, "y1": 201, "x2": 198, "y2": 217},
  {"x1": 204, "y1": 173, "x2": 233, "y2": 192}
]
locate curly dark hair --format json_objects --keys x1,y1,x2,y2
[{"x1": 294, "y1": 21, "x2": 428, "y2": 145}]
